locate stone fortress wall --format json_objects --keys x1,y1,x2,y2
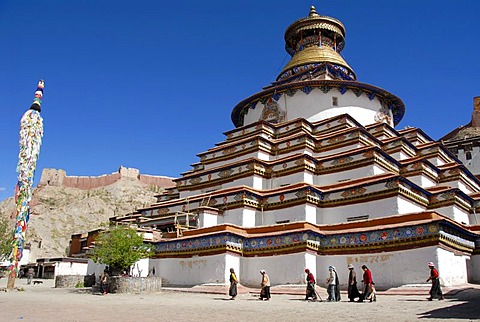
[{"x1": 39, "y1": 166, "x2": 175, "y2": 190}]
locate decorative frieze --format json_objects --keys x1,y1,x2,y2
[{"x1": 153, "y1": 219, "x2": 475, "y2": 258}]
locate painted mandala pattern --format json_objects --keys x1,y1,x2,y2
[
  {"x1": 218, "y1": 169, "x2": 235, "y2": 178},
  {"x1": 222, "y1": 147, "x2": 237, "y2": 155},
  {"x1": 327, "y1": 135, "x2": 346, "y2": 144},
  {"x1": 385, "y1": 180, "x2": 399, "y2": 189},
  {"x1": 331, "y1": 156, "x2": 354, "y2": 166},
  {"x1": 340, "y1": 187, "x2": 367, "y2": 198},
  {"x1": 189, "y1": 177, "x2": 202, "y2": 185}
]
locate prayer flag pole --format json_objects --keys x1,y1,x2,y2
[{"x1": 7, "y1": 80, "x2": 45, "y2": 290}]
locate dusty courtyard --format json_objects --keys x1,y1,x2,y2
[{"x1": 0, "y1": 279, "x2": 479, "y2": 322}]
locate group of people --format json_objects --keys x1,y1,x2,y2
[
  {"x1": 229, "y1": 261, "x2": 443, "y2": 302},
  {"x1": 346, "y1": 264, "x2": 376, "y2": 302},
  {"x1": 305, "y1": 264, "x2": 375, "y2": 302}
]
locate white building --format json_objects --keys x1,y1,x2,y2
[
  {"x1": 441, "y1": 96, "x2": 480, "y2": 177},
  {"x1": 113, "y1": 6, "x2": 480, "y2": 289}
]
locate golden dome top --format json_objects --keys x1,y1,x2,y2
[
  {"x1": 281, "y1": 45, "x2": 353, "y2": 75},
  {"x1": 284, "y1": 6, "x2": 346, "y2": 53},
  {"x1": 279, "y1": 6, "x2": 354, "y2": 81}
]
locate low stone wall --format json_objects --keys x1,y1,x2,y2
[
  {"x1": 55, "y1": 275, "x2": 85, "y2": 288},
  {"x1": 109, "y1": 276, "x2": 162, "y2": 293}
]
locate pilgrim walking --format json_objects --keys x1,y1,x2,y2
[
  {"x1": 347, "y1": 264, "x2": 361, "y2": 302},
  {"x1": 326, "y1": 265, "x2": 338, "y2": 301},
  {"x1": 259, "y1": 270, "x2": 271, "y2": 301},
  {"x1": 359, "y1": 265, "x2": 373, "y2": 302},
  {"x1": 304, "y1": 268, "x2": 318, "y2": 301},
  {"x1": 229, "y1": 268, "x2": 238, "y2": 300},
  {"x1": 426, "y1": 262, "x2": 444, "y2": 301}
]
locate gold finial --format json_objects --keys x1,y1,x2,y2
[{"x1": 309, "y1": 6, "x2": 319, "y2": 17}]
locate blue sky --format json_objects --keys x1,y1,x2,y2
[{"x1": 1, "y1": 0, "x2": 479, "y2": 201}]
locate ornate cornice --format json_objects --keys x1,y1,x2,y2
[{"x1": 152, "y1": 213, "x2": 478, "y2": 258}]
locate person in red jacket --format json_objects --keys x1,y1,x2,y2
[
  {"x1": 426, "y1": 262, "x2": 444, "y2": 301},
  {"x1": 359, "y1": 265, "x2": 373, "y2": 302},
  {"x1": 304, "y1": 268, "x2": 318, "y2": 301}
]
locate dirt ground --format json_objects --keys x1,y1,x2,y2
[{"x1": 1, "y1": 279, "x2": 479, "y2": 322}]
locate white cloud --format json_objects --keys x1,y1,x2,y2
[{"x1": 0, "y1": 187, "x2": 6, "y2": 192}]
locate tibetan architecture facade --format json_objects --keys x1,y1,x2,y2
[
  {"x1": 107, "y1": 7, "x2": 480, "y2": 288},
  {"x1": 440, "y1": 96, "x2": 480, "y2": 178}
]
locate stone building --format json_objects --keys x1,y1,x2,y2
[
  {"x1": 102, "y1": 7, "x2": 480, "y2": 288},
  {"x1": 440, "y1": 97, "x2": 480, "y2": 178}
]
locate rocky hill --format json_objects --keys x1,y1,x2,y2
[{"x1": 0, "y1": 167, "x2": 174, "y2": 262}]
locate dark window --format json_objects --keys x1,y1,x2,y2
[
  {"x1": 347, "y1": 215, "x2": 369, "y2": 222},
  {"x1": 332, "y1": 97, "x2": 338, "y2": 106},
  {"x1": 466, "y1": 151, "x2": 472, "y2": 160}
]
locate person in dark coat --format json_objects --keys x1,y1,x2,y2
[
  {"x1": 229, "y1": 268, "x2": 238, "y2": 300},
  {"x1": 347, "y1": 264, "x2": 361, "y2": 302},
  {"x1": 333, "y1": 266, "x2": 341, "y2": 301},
  {"x1": 100, "y1": 269, "x2": 110, "y2": 295},
  {"x1": 426, "y1": 262, "x2": 444, "y2": 301}
]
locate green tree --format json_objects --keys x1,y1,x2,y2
[
  {"x1": 0, "y1": 216, "x2": 12, "y2": 261},
  {"x1": 90, "y1": 226, "x2": 153, "y2": 274}
]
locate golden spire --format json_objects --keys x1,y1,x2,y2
[
  {"x1": 278, "y1": 6, "x2": 355, "y2": 81},
  {"x1": 309, "y1": 6, "x2": 319, "y2": 17}
]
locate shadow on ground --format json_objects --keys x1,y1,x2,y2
[{"x1": 418, "y1": 288, "x2": 480, "y2": 320}]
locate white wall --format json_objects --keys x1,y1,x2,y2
[
  {"x1": 467, "y1": 254, "x2": 480, "y2": 283},
  {"x1": 199, "y1": 212, "x2": 219, "y2": 228},
  {"x1": 130, "y1": 258, "x2": 150, "y2": 277},
  {"x1": 273, "y1": 172, "x2": 308, "y2": 189},
  {"x1": 435, "y1": 205, "x2": 470, "y2": 225},
  {"x1": 407, "y1": 174, "x2": 436, "y2": 189},
  {"x1": 242, "y1": 89, "x2": 388, "y2": 128},
  {"x1": 240, "y1": 252, "x2": 315, "y2": 286},
  {"x1": 225, "y1": 253, "x2": 241, "y2": 285},
  {"x1": 313, "y1": 143, "x2": 365, "y2": 158},
  {"x1": 316, "y1": 246, "x2": 441, "y2": 290},
  {"x1": 437, "y1": 248, "x2": 469, "y2": 286},
  {"x1": 242, "y1": 208, "x2": 256, "y2": 227},
  {"x1": 223, "y1": 208, "x2": 244, "y2": 226},
  {"x1": 146, "y1": 245, "x2": 472, "y2": 288},
  {"x1": 397, "y1": 196, "x2": 426, "y2": 214},
  {"x1": 427, "y1": 156, "x2": 445, "y2": 167},
  {"x1": 451, "y1": 206, "x2": 471, "y2": 225},
  {"x1": 457, "y1": 146, "x2": 480, "y2": 175},
  {"x1": 389, "y1": 151, "x2": 410, "y2": 161},
  {"x1": 318, "y1": 197, "x2": 399, "y2": 224},
  {"x1": 262, "y1": 204, "x2": 310, "y2": 225},
  {"x1": 55, "y1": 262, "x2": 88, "y2": 278},
  {"x1": 150, "y1": 253, "x2": 235, "y2": 286},
  {"x1": 315, "y1": 165, "x2": 383, "y2": 186}
]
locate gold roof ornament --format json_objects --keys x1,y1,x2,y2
[
  {"x1": 309, "y1": 5, "x2": 319, "y2": 17},
  {"x1": 282, "y1": 45, "x2": 352, "y2": 73},
  {"x1": 279, "y1": 6, "x2": 355, "y2": 80},
  {"x1": 230, "y1": 6, "x2": 406, "y2": 128}
]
